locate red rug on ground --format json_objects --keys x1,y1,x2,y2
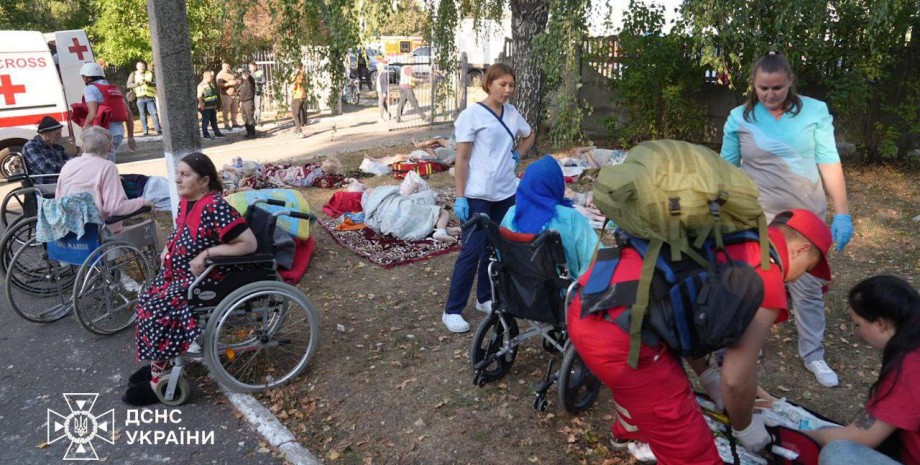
[
  {"x1": 322, "y1": 191, "x2": 363, "y2": 218},
  {"x1": 318, "y1": 217, "x2": 459, "y2": 268}
]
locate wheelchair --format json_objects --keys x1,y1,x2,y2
[
  {"x1": 5, "y1": 200, "x2": 157, "y2": 335},
  {"x1": 466, "y1": 214, "x2": 601, "y2": 414},
  {"x1": 155, "y1": 199, "x2": 320, "y2": 405},
  {"x1": 0, "y1": 152, "x2": 58, "y2": 228}
]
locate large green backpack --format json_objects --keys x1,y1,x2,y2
[{"x1": 592, "y1": 139, "x2": 771, "y2": 367}]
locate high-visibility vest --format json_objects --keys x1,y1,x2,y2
[{"x1": 133, "y1": 71, "x2": 156, "y2": 98}]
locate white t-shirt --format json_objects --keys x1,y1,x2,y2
[{"x1": 454, "y1": 102, "x2": 531, "y2": 201}]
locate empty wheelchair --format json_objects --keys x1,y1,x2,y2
[
  {"x1": 466, "y1": 213, "x2": 601, "y2": 414},
  {"x1": 155, "y1": 199, "x2": 320, "y2": 405},
  {"x1": 5, "y1": 194, "x2": 157, "y2": 335}
]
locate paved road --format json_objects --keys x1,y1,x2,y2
[
  {"x1": 0, "y1": 277, "x2": 287, "y2": 464},
  {"x1": 0, "y1": 107, "x2": 448, "y2": 464}
]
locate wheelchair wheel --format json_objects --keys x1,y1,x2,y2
[
  {"x1": 155, "y1": 376, "x2": 191, "y2": 406},
  {"x1": 0, "y1": 216, "x2": 37, "y2": 276},
  {"x1": 557, "y1": 345, "x2": 601, "y2": 415},
  {"x1": 5, "y1": 238, "x2": 76, "y2": 323},
  {"x1": 1, "y1": 187, "x2": 31, "y2": 228},
  {"x1": 470, "y1": 311, "x2": 519, "y2": 383},
  {"x1": 73, "y1": 241, "x2": 149, "y2": 335},
  {"x1": 203, "y1": 280, "x2": 320, "y2": 392}
]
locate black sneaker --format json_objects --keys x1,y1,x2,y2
[
  {"x1": 156, "y1": 130, "x2": 163, "y2": 135},
  {"x1": 202, "y1": 134, "x2": 214, "y2": 140},
  {"x1": 214, "y1": 133, "x2": 225, "y2": 138}
]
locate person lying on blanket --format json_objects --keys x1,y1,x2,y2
[
  {"x1": 500, "y1": 155, "x2": 599, "y2": 279},
  {"x1": 360, "y1": 181, "x2": 459, "y2": 244},
  {"x1": 806, "y1": 275, "x2": 920, "y2": 465}
]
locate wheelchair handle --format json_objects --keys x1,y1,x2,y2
[
  {"x1": 252, "y1": 198, "x2": 286, "y2": 207},
  {"x1": 106, "y1": 205, "x2": 152, "y2": 225},
  {"x1": 284, "y1": 210, "x2": 316, "y2": 223},
  {"x1": 461, "y1": 213, "x2": 488, "y2": 231}
]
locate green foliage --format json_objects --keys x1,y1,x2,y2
[
  {"x1": 607, "y1": 1, "x2": 705, "y2": 147},
  {"x1": 0, "y1": 0, "x2": 92, "y2": 31},
  {"x1": 534, "y1": 0, "x2": 591, "y2": 148},
  {"x1": 681, "y1": 0, "x2": 920, "y2": 163},
  {"x1": 431, "y1": 0, "x2": 459, "y2": 116},
  {"x1": 378, "y1": 0, "x2": 430, "y2": 36}
]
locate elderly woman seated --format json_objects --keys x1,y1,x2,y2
[
  {"x1": 500, "y1": 155, "x2": 599, "y2": 279},
  {"x1": 123, "y1": 152, "x2": 258, "y2": 406},
  {"x1": 55, "y1": 126, "x2": 152, "y2": 233}
]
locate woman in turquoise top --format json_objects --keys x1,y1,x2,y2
[
  {"x1": 721, "y1": 51, "x2": 853, "y2": 389},
  {"x1": 501, "y1": 155, "x2": 599, "y2": 279}
]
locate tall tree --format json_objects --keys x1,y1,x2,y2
[
  {"x1": 508, "y1": 0, "x2": 549, "y2": 134},
  {"x1": 378, "y1": 0, "x2": 430, "y2": 36},
  {"x1": 0, "y1": 0, "x2": 92, "y2": 31}
]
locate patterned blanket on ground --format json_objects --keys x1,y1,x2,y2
[{"x1": 318, "y1": 187, "x2": 460, "y2": 268}]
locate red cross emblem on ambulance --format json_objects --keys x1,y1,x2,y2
[
  {"x1": 68, "y1": 37, "x2": 89, "y2": 61},
  {"x1": 0, "y1": 74, "x2": 27, "y2": 106}
]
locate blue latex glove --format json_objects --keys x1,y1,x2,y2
[
  {"x1": 511, "y1": 149, "x2": 520, "y2": 166},
  {"x1": 454, "y1": 197, "x2": 469, "y2": 223},
  {"x1": 831, "y1": 214, "x2": 853, "y2": 251}
]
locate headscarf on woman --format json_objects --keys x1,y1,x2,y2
[{"x1": 513, "y1": 155, "x2": 573, "y2": 234}]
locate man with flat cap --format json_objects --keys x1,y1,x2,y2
[{"x1": 21, "y1": 116, "x2": 70, "y2": 184}]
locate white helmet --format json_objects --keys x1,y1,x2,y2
[{"x1": 79, "y1": 62, "x2": 105, "y2": 78}]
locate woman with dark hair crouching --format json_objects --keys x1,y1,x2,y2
[
  {"x1": 805, "y1": 275, "x2": 920, "y2": 465},
  {"x1": 123, "y1": 152, "x2": 258, "y2": 405}
]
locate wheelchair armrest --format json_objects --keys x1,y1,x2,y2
[
  {"x1": 205, "y1": 253, "x2": 275, "y2": 266},
  {"x1": 7, "y1": 174, "x2": 27, "y2": 183},
  {"x1": 106, "y1": 206, "x2": 152, "y2": 225}
]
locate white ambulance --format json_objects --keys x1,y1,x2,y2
[{"x1": 0, "y1": 30, "x2": 94, "y2": 171}]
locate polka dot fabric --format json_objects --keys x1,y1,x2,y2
[{"x1": 134, "y1": 192, "x2": 247, "y2": 361}]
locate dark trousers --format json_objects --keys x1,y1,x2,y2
[
  {"x1": 444, "y1": 196, "x2": 516, "y2": 315},
  {"x1": 200, "y1": 108, "x2": 219, "y2": 136},
  {"x1": 291, "y1": 98, "x2": 304, "y2": 133},
  {"x1": 357, "y1": 65, "x2": 371, "y2": 90}
]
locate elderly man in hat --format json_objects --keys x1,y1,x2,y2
[{"x1": 21, "y1": 116, "x2": 70, "y2": 184}]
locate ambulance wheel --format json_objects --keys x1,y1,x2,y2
[
  {"x1": 558, "y1": 346, "x2": 601, "y2": 415},
  {"x1": 470, "y1": 312, "x2": 519, "y2": 383},
  {"x1": 155, "y1": 376, "x2": 191, "y2": 406}
]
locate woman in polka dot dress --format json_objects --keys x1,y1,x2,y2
[{"x1": 123, "y1": 153, "x2": 258, "y2": 405}]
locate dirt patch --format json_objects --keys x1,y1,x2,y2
[{"x1": 240, "y1": 151, "x2": 920, "y2": 465}]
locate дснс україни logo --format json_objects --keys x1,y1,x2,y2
[{"x1": 47, "y1": 393, "x2": 115, "y2": 461}]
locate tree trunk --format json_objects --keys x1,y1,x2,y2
[{"x1": 510, "y1": 0, "x2": 548, "y2": 156}]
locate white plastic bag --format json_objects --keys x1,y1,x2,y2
[
  {"x1": 359, "y1": 157, "x2": 392, "y2": 176},
  {"x1": 398, "y1": 170, "x2": 430, "y2": 197}
]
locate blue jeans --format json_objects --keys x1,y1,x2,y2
[
  {"x1": 444, "y1": 196, "x2": 515, "y2": 315},
  {"x1": 819, "y1": 440, "x2": 901, "y2": 465},
  {"x1": 200, "y1": 109, "x2": 220, "y2": 137},
  {"x1": 107, "y1": 134, "x2": 123, "y2": 162},
  {"x1": 136, "y1": 97, "x2": 161, "y2": 133}
]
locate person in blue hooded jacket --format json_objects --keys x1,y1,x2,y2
[{"x1": 501, "y1": 155, "x2": 599, "y2": 279}]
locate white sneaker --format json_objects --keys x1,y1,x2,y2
[
  {"x1": 475, "y1": 300, "x2": 492, "y2": 314},
  {"x1": 627, "y1": 442, "x2": 657, "y2": 463},
  {"x1": 805, "y1": 360, "x2": 839, "y2": 387},
  {"x1": 120, "y1": 274, "x2": 142, "y2": 293},
  {"x1": 441, "y1": 313, "x2": 470, "y2": 333}
]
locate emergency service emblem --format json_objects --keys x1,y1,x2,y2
[{"x1": 47, "y1": 393, "x2": 115, "y2": 461}]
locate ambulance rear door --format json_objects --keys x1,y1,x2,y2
[
  {"x1": 54, "y1": 30, "x2": 96, "y2": 141},
  {"x1": 0, "y1": 31, "x2": 70, "y2": 149}
]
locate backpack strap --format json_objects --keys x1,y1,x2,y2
[
  {"x1": 627, "y1": 238, "x2": 662, "y2": 368},
  {"x1": 476, "y1": 102, "x2": 516, "y2": 146}
]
